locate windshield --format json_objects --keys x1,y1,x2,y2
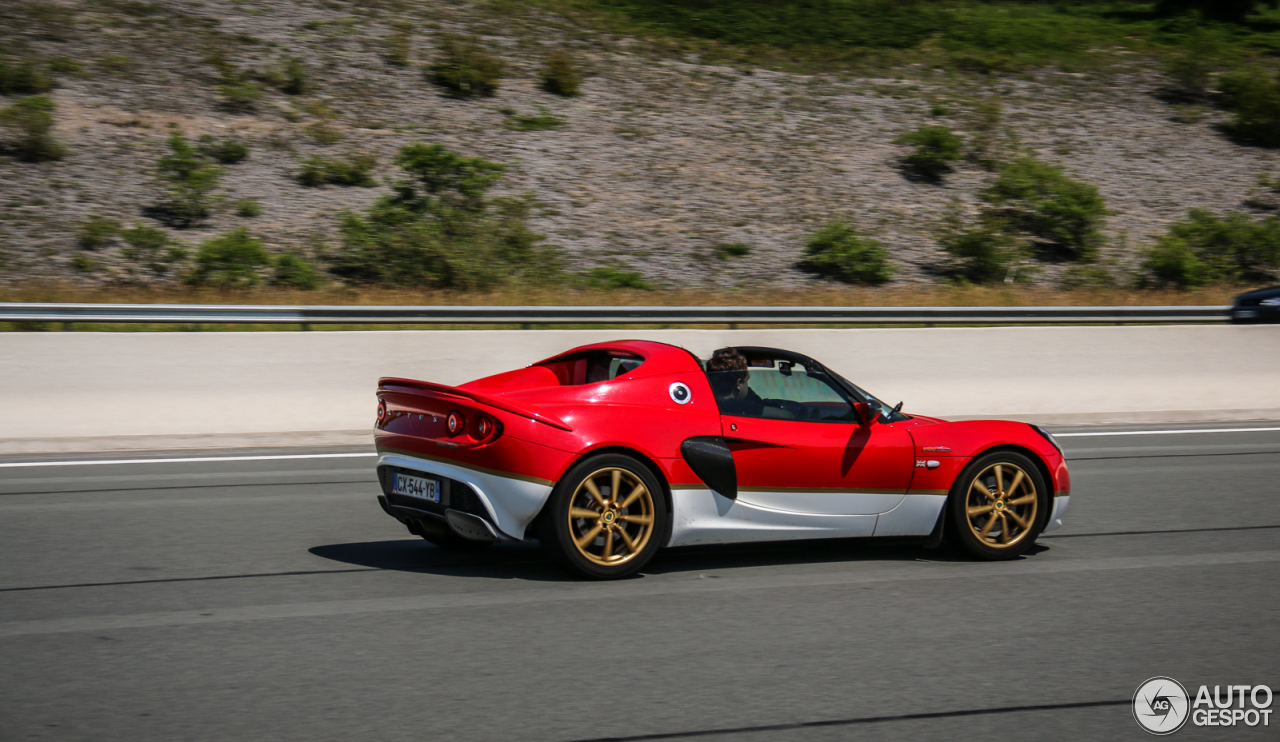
[
  {"x1": 830, "y1": 371, "x2": 910, "y2": 424},
  {"x1": 703, "y1": 348, "x2": 910, "y2": 424}
]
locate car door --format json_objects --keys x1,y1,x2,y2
[{"x1": 714, "y1": 361, "x2": 915, "y2": 515}]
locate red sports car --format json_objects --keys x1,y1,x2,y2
[{"x1": 374, "y1": 340, "x2": 1070, "y2": 579}]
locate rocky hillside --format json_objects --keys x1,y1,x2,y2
[{"x1": 0, "y1": 0, "x2": 1276, "y2": 289}]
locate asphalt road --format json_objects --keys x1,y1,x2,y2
[{"x1": 1, "y1": 424, "x2": 1278, "y2": 742}]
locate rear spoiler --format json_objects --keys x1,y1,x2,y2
[{"x1": 378, "y1": 377, "x2": 573, "y2": 431}]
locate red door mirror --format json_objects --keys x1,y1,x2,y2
[{"x1": 854, "y1": 402, "x2": 877, "y2": 427}]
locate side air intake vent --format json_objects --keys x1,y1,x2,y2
[{"x1": 680, "y1": 436, "x2": 737, "y2": 500}]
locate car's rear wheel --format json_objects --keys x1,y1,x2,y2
[
  {"x1": 537, "y1": 453, "x2": 667, "y2": 580},
  {"x1": 948, "y1": 451, "x2": 1048, "y2": 560}
]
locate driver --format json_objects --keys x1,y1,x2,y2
[{"x1": 705, "y1": 347, "x2": 764, "y2": 417}]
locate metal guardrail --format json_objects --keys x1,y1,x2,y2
[{"x1": 0, "y1": 303, "x2": 1232, "y2": 326}]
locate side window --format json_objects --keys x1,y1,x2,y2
[
  {"x1": 540, "y1": 352, "x2": 644, "y2": 385},
  {"x1": 709, "y1": 362, "x2": 855, "y2": 422},
  {"x1": 609, "y1": 357, "x2": 642, "y2": 378}
]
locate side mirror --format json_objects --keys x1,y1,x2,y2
[{"x1": 854, "y1": 402, "x2": 877, "y2": 427}]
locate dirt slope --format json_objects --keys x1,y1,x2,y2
[{"x1": 0, "y1": 0, "x2": 1272, "y2": 288}]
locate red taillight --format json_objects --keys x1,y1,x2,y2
[
  {"x1": 475, "y1": 415, "x2": 492, "y2": 439},
  {"x1": 377, "y1": 400, "x2": 387, "y2": 424},
  {"x1": 446, "y1": 410, "x2": 465, "y2": 436}
]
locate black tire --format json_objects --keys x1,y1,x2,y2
[
  {"x1": 947, "y1": 450, "x2": 1049, "y2": 561},
  {"x1": 536, "y1": 453, "x2": 668, "y2": 580}
]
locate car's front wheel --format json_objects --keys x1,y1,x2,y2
[
  {"x1": 537, "y1": 453, "x2": 667, "y2": 580},
  {"x1": 948, "y1": 451, "x2": 1048, "y2": 560}
]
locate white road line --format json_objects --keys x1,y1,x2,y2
[
  {"x1": 0, "y1": 453, "x2": 378, "y2": 469},
  {"x1": 1056, "y1": 427, "x2": 1280, "y2": 438}
]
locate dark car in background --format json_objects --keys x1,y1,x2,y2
[{"x1": 1231, "y1": 286, "x2": 1280, "y2": 324}]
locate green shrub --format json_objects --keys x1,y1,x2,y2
[
  {"x1": 541, "y1": 50, "x2": 582, "y2": 97},
  {"x1": 0, "y1": 61, "x2": 53, "y2": 95},
  {"x1": 328, "y1": 143, "x2": 558, "y2": 289},
  {"x1": 234, "y1": 198, "x2": 262, "y2": 217},
  {"x1": 980, "y1": 157, "x2": 1107, "y2": 261},
  {"x1": 1140, "y1": 235, "x2": 1206, "y2": 288},
  {"x1": 218, "y1": 80, "x2": 263, "y2": 112},
  {"x1": 198, "y1": 135, "x2": 250, "y2": 164},
  {"x1": 298, "y1": 154, "x2": 377, "y2": 187},
  {"x1": 385, "y1": 22, "x2": 413, "y2": 67},
  {"x1": 582, "y1": 266, "x2": 653, "y2": 290},
  {"x1": 72, "y1": 254, "x2": 96, "y2": 272},
  {"x1": 0, "y1": 95, "x2": 65, "y2": 162},
  {"x1": 501, "y1": 107, "x2": 566, "y2": 131},
  {"x1": 799, "y1": 222, "x2": 894, "y2": 285},
  {"x1": 121, "y1": 224, "x2": 187, "y2": 276},
  {"x1": 950, "y1": 52, "x2": 1017, "y2": 76},
  {"x1": 714, "y1": 242, "x2": 751, "y2": 259},
  {"x1": 1245, "y1": 173, "x2": 1280, "y2": 211},
  {"x1": 1140, "y1": 209, "x2": 1280, "y2": 287},
  {"x1": 1155, "y1": 0, "x2": 1275, "y2": 23},
  {"x1": 209, "y1": 54, "x2": 264, "y2": 112},
  {"x1": 386, "y1": 143, "x2": 505, "y2": 212},
  {"x1": 427, "y1": 35, "x2": 504, "y2": 98},
  {"x1": 97, "y1": 54, "x2": 134, "y2": 73},
  {"x1": 273, "y1": 253, "x2": 322, "y2": 289},
  {"x1": 895, "y1": 125, "x2": 963, "y2": 182},
  {"x1": 281, "y1": 58, "x2": 306, "y2": 95},
  {"x1": 966, "y1": 97, "x2": 1003, "y2": 168},
  {"x1": 186, "y1": 228, "x2": 271, "y2": 287},
  {"x1": 77, "y1": 215, "x2": 121, "y2": 250},
  {"x1": 567, "y1": 1, "x2": 941, "y2": 55},
  {"x1": 1059, "y1": 262, "x2": 1117, "y2": 289},
  {"x1": 1218, "y1": 67, "x2": 1280, "y2": 148},
  {"x1": 304, "y1": 122, "x2": 344, "y2": 144},
  {"x1": 48, "y1": 57, "x2": 82, "y2": 74},
  {"x1": 938, "y1": 215, "x2": 1025, "y2": 285},
  {"x1": 156, "y1": 133, "x2": 222, "y2": 227},
  {"x1": 1163, "y1": 53, "x2": 1214, "y2": 100}
]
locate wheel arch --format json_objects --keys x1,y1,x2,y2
[
  {"x1": 532, "y1": 445, "x2": 675, "y2": 546},
  {"x1": 955, "y1": 443, "x2": 1055, "y2": 504}
]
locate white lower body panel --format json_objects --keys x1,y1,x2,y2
[
  {"x1": 1043, "y1": 495, "x2": 1070, "y2": 533},
  {"x1": 872, "y1": 495, "x2": 947, "y2": 537},
  {"x1": 378, "y1": 452, "x2": 553, "y2": 540},
  {"x1": 668, "y1": 488, "x2": 879, "y2": 547},
  {"x1": 736, "y1": 490, "x2": 905, "y2": 516}
]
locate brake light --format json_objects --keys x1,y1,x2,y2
[
  {"x1": 475, "y1": 415, "x2": 492, "y2": 439},
  {"x1": 377, "y1": 400, "x2": 387, "y2": 425},
  {"x1": 446, "y1": 410, "x2": 465, "y2": 436}
]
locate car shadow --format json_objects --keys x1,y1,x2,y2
[
  {"x1": 650, "y1": 538, "x2": 1048, "y2": 574},
  {"x1": 308, "y1": 539, "x2": 571, "y2": 582},
  {"x1": 309, "y1": 537, "x2": 1050, "y2": 581}
]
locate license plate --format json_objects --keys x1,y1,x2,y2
[
  {"x1": 392, "y1": 472, "x2": 440, "y2": 503},
  {"x1": 1236, "y1": 310, "x2": 1258, "y2": 318}
]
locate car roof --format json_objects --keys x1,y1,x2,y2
[{"x1": 1235, "y1": 285, "x2": 1280, "y2": 301}]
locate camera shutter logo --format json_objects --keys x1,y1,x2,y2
[{"x1": 1134, "y1": 676, "x2": 1191, "y2": 735}]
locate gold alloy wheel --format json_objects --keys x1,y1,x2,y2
[
  {"x1": 567, "y1": 467, "x2": 656, "y2": 567},
  {"x1": 964, "y1": 462, "x2": 1039, "y2": 549}
]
